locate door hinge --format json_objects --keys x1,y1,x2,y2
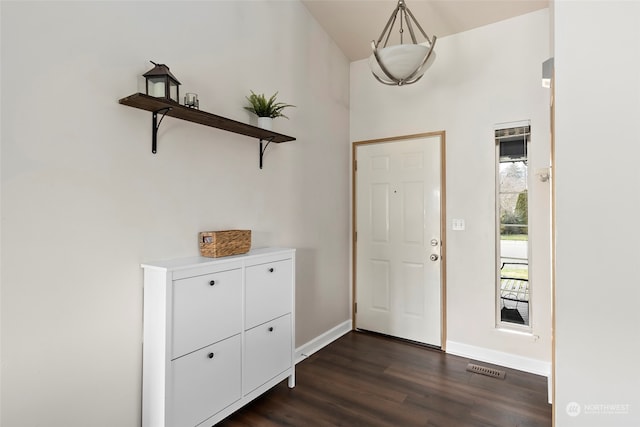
[
  {"x1": 354, "y1": 160, "x2": 357, "y2": 171},
  {"x1": 354, "y1": 302, "x2": 357, "y2": 313},
  {"x1": 354, "y1": 231, "x2": 357, "y2": 241}
]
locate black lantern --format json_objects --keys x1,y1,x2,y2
[{"x1": 143, "y1": 61, "x2": 181, "y2": 103}]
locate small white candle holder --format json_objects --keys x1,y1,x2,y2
[{"x1": 184, "y1": 93, "x2": 199, "y2": 109}]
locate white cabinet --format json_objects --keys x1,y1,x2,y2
[{"x1": 142, "y1": 248, "x2": 295, "y2": 427}]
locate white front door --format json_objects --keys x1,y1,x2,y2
[{"x1": 354, "y1": 133, "x2": 444, "y2": 346}]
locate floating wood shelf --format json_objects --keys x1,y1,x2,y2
[{"x1": 119, "y1": 93, "x2": 296, "y2": 168}]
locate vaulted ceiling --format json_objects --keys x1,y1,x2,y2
[{"x1": 302, "y1": 0, "x2": 549, "y2": 61}]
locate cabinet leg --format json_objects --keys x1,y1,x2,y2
[{"x1": 288, "y1": 371, "x2": 295, "y2": 388}]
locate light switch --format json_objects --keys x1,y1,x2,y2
[{"x1": 452, "y1": 219, "x2": 465, "y2": 231}]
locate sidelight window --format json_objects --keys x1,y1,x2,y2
[{"x1": 496, "y1": 123, "x2": 530, "y2": 328}]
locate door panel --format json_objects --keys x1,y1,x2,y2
[
  {"x1": 355, "y1": 134, "x2": 443, "y2": 347},
  {"x1": 371, "y1": 183, "x2": 390, "y2": 242},
  {"x1": 403, "y1": 181, "x2": 424, "y2": 244},
  {"x1": 402, "y1": 262, "x2": 425, "y2": 316},
  {"x1": 370, "y1": 259, "x2": 391, "y2": 310}
]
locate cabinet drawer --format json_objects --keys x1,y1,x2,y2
[
  {"x1": 245, "y1": 259, "x2": 292, "y2": 329},
  {"x1": 172, "y1": 334, "x2": 241, "y2": 427},
  {"x1": 172, "y1": 268, "x2": 242, "y2": 359},
  {"x1": 243, "y1": 314, "x2": 292, "y2": 394}
]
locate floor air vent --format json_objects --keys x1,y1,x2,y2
[{"x1": 466, "y1": 363, "x2": 506, "y2": 379}]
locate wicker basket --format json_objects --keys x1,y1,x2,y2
[{"x1": 199, "y1": 230, "x2": 251, "y2": 258}]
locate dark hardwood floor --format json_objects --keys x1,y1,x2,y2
[{"x1": 218, "y1": 331, "x2": 552, "y2": 427}]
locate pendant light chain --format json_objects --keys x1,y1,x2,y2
[{"x1": 399, "y1": 7, "x2": 404, "y2": 44}]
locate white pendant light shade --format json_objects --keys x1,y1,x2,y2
[
  {"x1": 369, "y1": 0, "x2": 437, "y2": 86},
  {"x1": 369, "y1": 44, "x2": 436, "y2": 85}
]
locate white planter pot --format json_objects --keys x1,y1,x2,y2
[{"x1": 257, "y1": 117, "x2": 273, "y2": 131}]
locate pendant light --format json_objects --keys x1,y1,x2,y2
[{"x1": 369, "y1": 0, "x2": 437, "y2": 86}]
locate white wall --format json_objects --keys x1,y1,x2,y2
[
  {"x1": 0, "y1": 2, "x2": 350, "y2": 426},
  {"x1": 554, "y1": 1, "x2": 640, "y2": 425},
  {"x1": 351, "y1": 10, "x2": 551, "y2": 370}
]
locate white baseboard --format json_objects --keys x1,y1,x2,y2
[
  {"x1": 295, "y1": 319, "x2": 352, "y2": 364},
  {"x1": 446, "y1": 340, "x2": 551, "y2": 377}
]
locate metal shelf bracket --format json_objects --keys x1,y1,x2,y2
[
  {"x1": 151, "y1": 107, "x2": 172, "y2": 154},
  {"x1": 259, "y1": 137, "x2": 275, "y2": 169}
]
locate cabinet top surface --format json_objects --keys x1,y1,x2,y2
[{"x1": 141, "y1": 247, "x2": 295, "y2": 271}]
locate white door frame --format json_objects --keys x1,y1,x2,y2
[{"x1": 352, "y1": 131, "x2": 447, "y2": 349}]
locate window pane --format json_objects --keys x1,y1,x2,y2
[{"x1": 497, "y1": 128, "x2": 530, "y2": 327}]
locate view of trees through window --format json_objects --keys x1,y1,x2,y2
[
  {"x1": 500, "y1": 162, "x2": 528, "y2": 239},
  {"x1": 497, "y1": 128, "x2": 530, "y2": 327}
]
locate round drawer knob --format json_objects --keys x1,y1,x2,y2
[
  {"x1": 268, "y1": 326, "x2": 274, "y2": 332},
  {"x1": 209, "y1": 280, "x2": 216, "y2": 286},
  {"x1": 208, "y1": 352, "x2": 214, "y2": 359},
  {"x1": 268, "y1": 268, "x2": 274, "y2": 273}
]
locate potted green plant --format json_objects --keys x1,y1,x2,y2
[{"x1": 244, "y1": 90, "x2": 295, "y2": 130}]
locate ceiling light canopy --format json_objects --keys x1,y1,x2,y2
[{"x1": 369, "y1": 0, "x2": 437, "y2": 86}]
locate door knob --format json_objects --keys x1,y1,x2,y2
[
  {"x1": 430, "y1": 254, "x2": 439, "y2": 261},
  {"x1": 430, "y1": 239, "x2": 439, "y2": 247}
]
